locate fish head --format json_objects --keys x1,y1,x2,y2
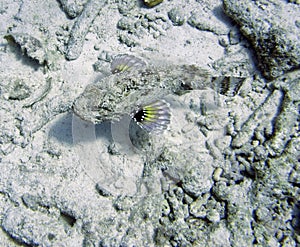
[{"x1": 73, "y1": 83, "x2": 122, "y2": 124}]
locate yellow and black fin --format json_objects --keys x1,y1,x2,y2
[
  {"x1": 131, "y1": 100, "x2": 171, "y2": 133},
  {"x1": 111, "y1": 54, "x2": 146, "y2": 74}
]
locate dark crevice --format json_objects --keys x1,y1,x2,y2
[{"x1": 60, "y1": 211, "x2": 77, "y2": 227}]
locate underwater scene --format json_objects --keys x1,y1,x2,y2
[{"x1": 0, "y1": 0, "x2": 299, "y2": 246}]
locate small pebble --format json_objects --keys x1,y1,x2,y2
[
  {"x1": 144, "y1": 0, "x2": 164, "y2": 7},
  {"x1": 219, "y1": 36, "x2": 229, "y2": 47},
  {"x1": 95, "y1": 183, "x2": 112, "y2": 197},
  {"x1": 206, "y1": 209, "x2": 220, "y2": 223},
  {"x1": 94, "y1": 44, "x2": 101, "y2": 50},
  {"x1": 228, "y1": 29, "x2": 240, "y2": 45},
  {"x1": 168, "y1": 8, "x2": 185, "y2": 26},
  {"x1": 213, "y1": 167, "x2": 223, "y2": 182}
]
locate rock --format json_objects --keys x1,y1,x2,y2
[
  {"x1": 66, "y1": 0, "x2": 105, "y2": 60},
  {"x1": 190, "y1": 193, "x2": 210, "y2": 218},
  {"x1": 168, "y1": 8, "x2": 186, "y2": 26},
  {"x1": 188, "y1": 7, "x2": 230, "y2": 35},
  {"x1": 5, "y1": 34, "x2": 47, "y2": 65},
  {"x1": 57, "y1": 0, "x2": 88, "y2": 18},
  {"x1": 1, "y1": 207, "x2": 81, "y2": 246},
  {"x1": 223, "y1": 0, "x2": 300, "y2": 79},
  {"x1": 206, "y1": 209, "x2": 220, "y2": 223},
  {"x1": 212, "y1": 167, "x2": 224, "y2": 182},
  {"x1": 116, "y1": 12, "x2": 169, "y2": 47},
  {"x1": 6, "y1": 79, "x2": 31, "y2": 101},
  {"x1": 143, "y1": 0, "x2": 163, "y2": 8},
  {"x1": 182, "y1": 160, "x2": 214, "y2": 198},
  {"x1": 208, "y1": 222, "x2": 231, "y2": 246}
]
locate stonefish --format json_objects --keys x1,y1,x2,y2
[{"x1": 73, "y1": 54, "x2": 244, "y2": 133}]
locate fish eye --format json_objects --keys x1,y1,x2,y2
[
  {"x1": 98, "y1": 101, "x2": 111, "y2": 111},
  {"x1": 180, "y1": 81, "x2": 193, "y2": 90}
]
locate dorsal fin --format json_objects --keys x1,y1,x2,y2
[{"x1": 111, "y1": 54, "x2": 146, "y2": 74}]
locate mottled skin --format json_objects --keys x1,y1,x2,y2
[
  {"x1": 73, "y1": 59, "x2": 246, "y2": 124},
  {"x1": 73, "y1": 64, "x2": 215, "y2": 124}
]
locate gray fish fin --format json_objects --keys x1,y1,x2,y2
[{"x1": 111, "y1": 54, "x2": 146, "y2": 74}]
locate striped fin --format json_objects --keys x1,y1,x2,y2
[
  {"x1": 213, "y1": 76, "x2": 245, "y2": 97},
  {"x1": 111, "y1": 54, "x2": 146, "y2": 74},
  {"x1": 131, "y1": 100, "x2": 171, "y2": 133}
]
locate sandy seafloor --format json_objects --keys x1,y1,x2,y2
[{"x1": 0, "y1": 0, "x2": 299, "y2": 246}]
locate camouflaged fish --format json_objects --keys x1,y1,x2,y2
[{"x1": 73, "y1": 54, "x2": 244, "y2": 133}]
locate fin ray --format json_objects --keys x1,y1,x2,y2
[
  {"x1": 131, "y1": 100, "x2": 171, "y2": 133},
  {"x1": 111, "y1": 54, "x2": 146, "y2": 74}
]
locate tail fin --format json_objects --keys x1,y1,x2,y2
[{"x1": 212, "y1": 76, "x2": 245, "y2": 96}]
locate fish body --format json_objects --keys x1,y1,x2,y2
[{"x1": 73, "y1": 55, "x2": 244, "y2": 126}]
